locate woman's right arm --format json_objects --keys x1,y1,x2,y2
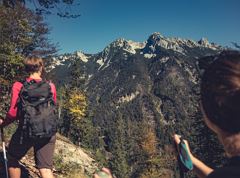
[
  {"x1": 173, "y1": 134, "x2": 213, "y2": 178},
  {"x1": 191, "y1": 156, "x2": 213, "y2": 178},
  {"x1": 1, "y1": 82, "x2": 22, "y2": 127}
]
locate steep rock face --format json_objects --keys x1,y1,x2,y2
[{"x1": 50, "y1": 33, "x2": 224, "y2": 178}]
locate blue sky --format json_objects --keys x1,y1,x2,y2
[{"x1": 46, "y1": 0, "x2": 240, "y2": 54}]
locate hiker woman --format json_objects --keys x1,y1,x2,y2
[
  {"x1": 0, "y1": 56, "x2": 57, "y2": 178},
  {"x1": 174, "y1": 51, "x2": 240, "y2": 178}
]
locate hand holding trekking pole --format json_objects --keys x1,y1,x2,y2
[
  {"x1": 173, "y1": 134, "x2": 193, "y2": 159},
  {"x1": 173, "y1": 134, "x2": 194, "y2": 178},
  {"x1": 174, "y1": 134, "x2": 215, "y2": 178}
]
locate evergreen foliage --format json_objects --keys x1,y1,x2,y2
[
  {"x1": 0, "y1": 0, "x2": 81, "y2": 18},
  {"x1": 0, "y1": 3, "x2": 56, "y2": 89}
]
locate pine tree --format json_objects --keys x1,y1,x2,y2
[
  {"x1": 0, "y1": 3, "x2": 56, "y2": 89},
  {"x1": 109, "y1": 112, "x2": 130, "y2": 178},
  {"x1": 0, "y1": 0, "x2": 81, "y2": 18}
]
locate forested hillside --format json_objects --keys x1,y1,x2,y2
[{"x1": 51, "y1": 33, "x2": 227, "y2": 178}]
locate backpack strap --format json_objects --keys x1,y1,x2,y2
[
  {"x1": 18, "y1": 79, "x2": 37, "y2": 96},
  {"x1": 18, "y1": 79, "x2": 34, "y2": 106},
  {"x1": 21, "y1": 79, "x2": 37, "y2": 87}
]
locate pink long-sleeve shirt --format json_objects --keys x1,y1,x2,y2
[{"x1": 3, "y1": 78, "x2": 57, "y2": 126}]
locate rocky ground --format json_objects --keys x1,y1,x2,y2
[{"x1": 0, "y1": 133, "x2": 98, "y2": 178}]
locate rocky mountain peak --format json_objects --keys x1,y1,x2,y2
[
  {"x1": 144, "y1": 33, "x2": 222, "y2": 56},
  {"x1": 147, "y1": 32, "x2": 164, "y2": 44},
  {"x1": 75, "y1": 51, "x2": 89, "y2": 63},
  {"x1": 102, "y1": 38, "x2": 145, "y2": 56},
  {"x1": 198, "y1": 37, "x2": 210, "y2": 46},
  {"x1": 96, "y1": 38, "x2": 146, "y2": 69},
  {"x1": 145, "y1": 32, "x2": 186, "y2": 54}
]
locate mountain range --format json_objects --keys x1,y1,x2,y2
[{"x1": 49, "y1": 33, "x2": 225, "y2": 178}]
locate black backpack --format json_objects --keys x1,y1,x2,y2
[{"x1": 17, "y1": 80, "x2": 57, "y2": 143}]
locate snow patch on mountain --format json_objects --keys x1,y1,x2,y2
[
  {"x1": 96, "y1": 56, "x2": 112, "y2": 71},
  {"x1": 160, "y1": 57, "x2": 170, "y2": 63},
  {"x1": 117, "y1": 91, "x2": 140, "y2": 104},
  {"x1": 144, "y1": 53, "x2": 156, "y2": 59},
  {"x1": 125, "y1": 40, "x2": 146, "y2": 54},
  {"x1": 47, "y1": 55, "x2": 73, "y2": 71},
  {"x1": 100, "y1": 59, "x2": 111, "y2": 71},
  {"x1": 185, "y1": 67, "x2": 198, "y2": 84},
  {"x1": 76, "y1": 51, "x2": 89, "y2": 63},
  {"x1": 96, "y1": 58, "x2": 104, "y2": 66},
  {"x1": 51, "y1": 57, "x2": 63, "y2": 67}
]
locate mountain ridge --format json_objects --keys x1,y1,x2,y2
[
  {"x1": 50, "y1": 32, "x2": 225, "y2": 178},
  {"x1": 49, "y1": 32, "x2": 222, "y2": 73}
]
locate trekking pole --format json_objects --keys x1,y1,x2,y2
[
  {"x1": 174, "y1": 137, "x2": 185, "y2": 178},
  {"x1": 1, "y1": 52, "x2": 9, "y2": 178},
  {"x1": 1, "y1": 128, "x2": 9, "y2": 178}
]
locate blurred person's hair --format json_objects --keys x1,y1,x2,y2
[{"x1": 201, "y1": 50, "x2": 240, "y2": 134}]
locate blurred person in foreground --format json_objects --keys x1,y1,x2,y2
[{"x1": 174, "y1": 51, "x2": 240, "y2": 178}]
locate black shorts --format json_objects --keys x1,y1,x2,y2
[{"x1": 7, "y1": 131, "x2": 56, "y2": 169}]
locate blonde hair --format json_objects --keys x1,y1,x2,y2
[{"x1": 24, "y1": 56, "x2": 44, "y2": 74}]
